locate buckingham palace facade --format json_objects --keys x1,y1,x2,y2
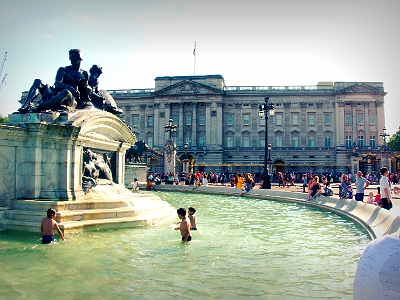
[{"x1": 111, "y1": 75, "x2": 389, "y2": 176}]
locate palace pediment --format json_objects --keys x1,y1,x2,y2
[
  {"x1": 335, "y1": 83, "x2": 386, "y2": 95},
  {"x1": 154, "y1": 80, "x2": 224, "y2": 96}
]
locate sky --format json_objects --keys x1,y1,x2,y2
[{"x1": 0, "y1": 0, "x2": 399, "y2": 135}]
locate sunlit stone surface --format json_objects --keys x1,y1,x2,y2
[{"x1": 353, "y1": 235, "x2": 400, "y2": 300}]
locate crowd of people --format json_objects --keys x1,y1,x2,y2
[{"x1": 143, "y1": 169, "x2": 398, "y2": 210}]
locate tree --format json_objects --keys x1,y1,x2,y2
[
  {"x1": 388, "y1": 129, "x2": 400, "y2": 151},
  {"x1": 0, "y1": 114, "x2": 7, "y2": 123}
]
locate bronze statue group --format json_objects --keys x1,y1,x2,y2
[{"x1": 17, "y1": 49, "x2": 122, "y2": 115}]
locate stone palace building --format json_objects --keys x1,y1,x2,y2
[{"x1": 110, "y1": 75, "x2": 392, "y2": 176}]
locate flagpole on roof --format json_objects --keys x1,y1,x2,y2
[{"x1": 193, "y1": 41, "x2": 196, "y2": 76}]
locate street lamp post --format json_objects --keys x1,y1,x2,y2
[
  {"x1": 259, "y1": 96, "x2": 275, "y2": 189},
  {"x1": 267, "y1": 143, "x2": 272, "y2": 179},
  {"x1": 380, "y1": 127, "x2": 390, "y2": 146},
  {"x1": 164, "y1": 118, "x2": 178, "y2": 139},
  {"x1": 183, "y1": 141, "x2": 189, "y2": 175},
  {"x1": 163, "y1": 118, "x2": 178, "y2": 175},
  {"x1": 379, "y1": 126, "x2": 392, "y2": 172}
]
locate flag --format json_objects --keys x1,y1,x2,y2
[{"x1": 193, "y1": 41, "x2": 196, "y2": 56}]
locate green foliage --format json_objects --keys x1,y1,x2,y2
[
  {"x1": 388, "y1": 130, "x2": 400, "y2": 151},
  {"x1": 0, "y1": 114, "x2": 7, "y2": 123}
]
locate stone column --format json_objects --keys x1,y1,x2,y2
[
  {"x1": 234, "y1": 102, "x2": 242, "y2": 147},
  {"x1": 153, "y1": 103, "x2": 160, "y2": 147},
  {"x1": 116, "y1": 143, "x2": 131, "y2": 185},
  {"x1": 137, "y1": 104, "x2": 146, "y2": 141},
  {"x1": 336, "y1": 101, "x2": 345, "y2": 146},
  {"x1": 216, "y1": 101, "x2": 223, "y2": 149},
  {"x1": 352, "y1": 102, "x2": 357, "y2": 143},
  {"x1": 364, "y1": 102, "x2": 369, "y2": 146},
  {"x1": 124, "y1": 105, "x2": 132, "y2": 128},
  {"x1": 192, "y1": 103, "x2": 197, "y2": 146},
  {"x1": 164, "y1": 139, "x2": 176, "y2": 174},
  {"x1": 178, "y1": 103, "x2": 184, "y2": 146},
  {"x1": 205, "y1": 102, "x2": 211, "y2": 146}
]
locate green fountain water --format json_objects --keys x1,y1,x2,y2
[{"x1": 0, "y1": 191, "x2": 370, "y2": 299}]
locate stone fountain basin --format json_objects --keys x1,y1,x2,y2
[{"x1": 2, "y1": 190, "x2": 176, "y2": 234}]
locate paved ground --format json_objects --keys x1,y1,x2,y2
[
  {"x1": 203, "y1": 182, "x2": 400, "y2": 217},
  {"x1": 269, "y1": 183, "x2": 400, "y2": 217}
]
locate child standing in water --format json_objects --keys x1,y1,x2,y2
[
  {"x1": 41, "y1": 208, "x2": 65, "y2": 244},
  {"x1": 188, "y1": 207, "x2": 197, "y2": 231},
  {"x1": 174, "y1": 208, "x2": 191, "y2": 242}
]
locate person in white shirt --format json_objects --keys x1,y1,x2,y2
[
  {"x1": 379, "y1": 167, "x2": 392, "y2": 210},
  {"x1": 131, "y1": 178, "x2": 139, "y2": 193}
]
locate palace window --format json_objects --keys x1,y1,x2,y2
[
  {"x1": 242, "y1": 136, "x2": 250, "y2": 147},
  {"x1": 243, "y1": 114, "x2": 250, "y2": 126},
  {"x1": 370, "y1": 135, "x2": 376, "y2": 148},
  {"x1": 275, "y1": 113, "x2": 283, "y2": 126},
  {"x1": 147, "y1": 116, "x2": 153, "y2": 127},
  {"x1": 357, "y1": 113, "x2": 363, "y2": 124},
  {"x1": 292, "y1": 114, "x2": 299, "y2": 126},
  {"x1": 259, "y1": 135, "x2": 265, "y2": 148},
  {"x1": 132, "y1": 115, "x2": 139, "y2": 127},
  {"x1": 346, "y1": 135, "x2": 352, "y2": 148},
  {"x1": 358, "y1": 135, "x2": 364, "y2": 147},
  {"x1": 308, "y1": 136, "x2": 315, "y2": 147},
  {"x1": 345, "y1": 113, "x2": 352, "y2": 124},
  {"x1": 185, "y1": 114, "x2": 192, "y2": 126},
  {"x1": 173, "y1": 115, "x2": 178, "y2": 125},
  {"x1": 147, "y1": 136, "x2": 153, "y2": 148},
  {"x1": 226, "y1": 136, "x2": 234, "y2": 148},
  {"x1": 308, "y1": 113, "x2": 315, "y2": 126},
  {"x1": 292, "y1": 136, "x2": 299, "y2": 148},
  {"x1": 227, "y1": 114, "x2": 234, "y2": 126},
  {"x1": 325, "y1": 136, "x2": 331, "y2": 147},
  {"x1": 275, "y1": 136, "x2": 282, "y2": 147},
  {"x1": 199, "y1": 136, "x2": 205, "y2": 147},
  {"x1": 199, "y1": 114, "x2": 205, "y2": 125},
  {"x1": 324, "y1": 113, "x2": 331, "y2": 126},
  {"x1": 369, "y1": 114, "x2": 375, "y2": 124}
]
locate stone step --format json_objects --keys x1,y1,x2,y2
[
  {"x1": 2, "y1": 220, "x2": 41, "y2": 233},
  {"x1": 60, "y1": 214, "x2": 171, "y2": 233},
  {"x1": 4, "y1": 210, "x2": 46, "y2": 223},
  {"x1": 11, "y1": 195, "x2": 160, "y2": 211},
  {"x1": 2, "y1": 194, "x2": 176, "y2": 234},
  {"x1": 3, "y1": 210, "x2": 175, "y2": 234},
  {"x1": 6, "y1": 203, "x2": 172, "y2": 223}
]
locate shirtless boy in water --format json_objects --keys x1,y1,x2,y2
[
  {"x1": 174, "y1": 207, "x2": 191, "y2": 242},
  {"x1": 41, "y1": 208, "x2": 65, "y2": 244},
  {"x1": 188, "y1": 207, "x2": 197, "y2": 231}
]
